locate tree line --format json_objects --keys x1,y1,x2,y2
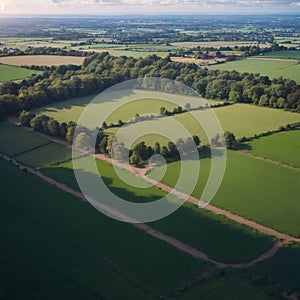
[{"x1": 1, "y1": 51, "x2": 300, "y2": 121}]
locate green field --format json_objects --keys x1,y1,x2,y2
[
  {"x1": 150, "y1": 151, "x2": 300, "y2": 237},
  {"x1": 0, "y1": 157, "x2": 207, "y2": 299},
  {"x1": 0, "y1": 63, "x2": 41, "y2": 81},
  {"x1": 34, "y1": 94, "x2": 300, "y2": 148},
  {"x1": 261, "y1": 50, "x2": 300, "y2": 59},
  {"x1": 208, "y1": 58, "x2": 300, "y2": 83},
  {"x1": 14, "y1": 142, "x2": 76, "y2": 167},
  {"x1": 33, "y1": 91, "x2": 219, "y2": 126},
  {"x1": 106, "y1": 103, "x2": 300, "y2": 146},
  {"x1": 42, "y1": 156, "x2": 274, "y2": 264},
  {"x1": 246, "y1": 129, "x2": 300, "y2": 168},
  {"x1": 0, "y1": 122, "x2": 50, "y2": 156}
]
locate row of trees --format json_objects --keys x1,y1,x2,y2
[{"x1": 1, "y1": 51, "x2": 300, "y2": 121}]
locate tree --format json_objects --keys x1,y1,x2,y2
[
  {"x1": 19, "y1": 111, "x2": 34, "y2": 127},
  {"x1": 106, "y1": 135, "x2": 115, "y2": 157},
  {"x1": 168, "y1": 141, "x2": 179, "y2": 157},
  {"x1": 193, "y1": 135, "x2": 201, "y2": 147},
  {"x1": 66, "y1": 125, "x2": 76, "y2": 143},
  {"x1": 160, "y1": 107, "x2": 167, "y2": 115},
  {"x1": 74, "y1": 132, "x2": 92, "y2": 150},
  {"x1": 48, "y1": 119, "x2": 60, "y2": 137},
  {"x1": 153, "y1": 142, "x2": 161, "y2": 154},
  {"x1": 184, "y1": 103, "x2": 191, "y2": 111},
  {"x1": 224, "y1": 131, "x2": 237, "y2": 150},
  {"x1": 161, "y1": 146, "x2": 169, "y2": 158},
  {"x1": 102, "y1": 121, "x2": 108, "y2": 129}
]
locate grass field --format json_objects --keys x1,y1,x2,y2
[
  {"x1": 42, "y1": 156, "x2": 274, "y2": 264},
  {"x1": 261, "y1": 50, "x2": 300, "y2": 59},
  {"x1": 0, "y1": 122, "x2": 50, "y2": 156},
  {"x1": 106, "y1": 103, "x2": 300, "y2": 146},
  {"x1": 83, "y1": 48, "x2": 169, "y2": 58},
  {"x1": 0, "y1": 63, "x2": 41, "y2": 81},
  {"x1": 0, "y1": 157, "x2": 208, "y2": 298},
  {"x1": 0, "y1": 55, "x2": 85, "y2": 66},
  {"x1": 14, "y1": 142, "x2": 78, "y2": 167},
  {"x1": 246, "y1": 129, "x2": 300, "y2": 168},
  {"x1": 150, "y1": 150, "x2": 300, "y2": 237},
  {"x1": 33, "y1": 91, "x2": 219, "y2": 126},
  {"x1": 208, "y1": 58, "x2": 300, "y2": 83}
]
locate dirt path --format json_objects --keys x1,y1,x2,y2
[
  {"x1": 237, "y1": 150, "x2": 300, "y2": 171},
  {"x1": 0, "y1": 152, "x2": 288, "y2": 268}
]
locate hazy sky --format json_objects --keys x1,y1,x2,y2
[{"x1": 0, "y1": 0, "x2": 299, "y2": 15}]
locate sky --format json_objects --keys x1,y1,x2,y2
[{"x1": 0, "y1": 0, "x2": 299, "y2": 15}]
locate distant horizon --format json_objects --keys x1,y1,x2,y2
[{"x1": 0, "y1": 0, "x2": 299, "y2": 15}]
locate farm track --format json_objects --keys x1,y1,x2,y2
[{"x1": 0, "y1": 152, "x2": 289, "y2": 268}]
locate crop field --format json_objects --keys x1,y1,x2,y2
[
  {"x1": 246, "y1": 129, "x2": 300, "y2": 168},
  {"x1": 260, "y1": 50, "x2": 300, "y2": 59},
  {"x1": 0, "y1": 122, "x2": 50, "y2": 156},
  {"x1": 208, "y1": 58, "x2": 300, "y2": 83},
  {"x1": 0, "y1": 63, "x2": 41, "y2": 81},
  {"x1": 150, "y1": 150, "x2": 300, "y2": 236},
  {"x1": 0, "y1": 55, "x2": 85, "y2": 66},
  {"x1": 42, "y1": 156, "x2": 274, "y2": 264},
  {"x1": 0, "y1": 158, "x2": 208, "y2": 299}
]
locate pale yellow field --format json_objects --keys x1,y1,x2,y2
[{"x1": 0, "y1": 55, "x2": 85, "y2": 66}]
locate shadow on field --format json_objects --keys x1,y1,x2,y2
[{"x1": 42, "y1": 166, "x2": 164, "y2": 204}]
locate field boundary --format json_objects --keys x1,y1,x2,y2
[{"x1": 0, "y1": 152, "x2": 287, "y2": 268}]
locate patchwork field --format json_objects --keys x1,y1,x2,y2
[
  {"x1": 208, "y1": 58, "x2": 300, "y2": 83},
  {"x1": 0, "y1": 63, "x2": 41, "y2": 81},
  {"x1": 246, "y1": 129, "x2": 300, "y2": 168},
  {"x1": 0, "y1": 55, "x2": 85, "y2": 66},
  {"x1": 150, "y1": 150, "x2": 300, "y2": 236},
  {"x1": 171, "y1": 41, "x2": 270, "y2": 49}
]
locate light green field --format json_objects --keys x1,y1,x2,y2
[
  {"x1": 0, "y1": 122, "x2": 50, "y2": 156},
  {"x1": 150, "y1": 151, "x2": 300, "y2": 237},
  {"x1": 261, "y1": 50, "x2": 300, "y2": 59},
  {"x1": 33, "y1": 91, "x2": 218, "y2": 126},
  {"x1": 0, "y1": 63, "x2": 41, "y2": 81},
  {"x1": 208, "y1": 58, "x2": 300, "y2": 83},
  {"x1": 106, "y1": 103, "x2": 300, "y2": 147},
  {"x1": 246, "y1": 129, "x2": 300, "y2": 168}
]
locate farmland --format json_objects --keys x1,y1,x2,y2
[
  {"x1": 0, "y1": 63, "x2": 40, "y2": 81},
  {"x1": 150, "y1": 150, "x2": 300, "y2": 237},
  {"x1": 0, "y1": 158, "x2": 207, "y2": 299},
  {"x1": 208, "y1": 58, "x2": 300, "y2": 83},
  {"x1": 246, "y1": 129, "x2": 300, "y2": 168},
  {"x1": 42, "y1": 156, "x2": 274, "y2": 264},
  {"x1": 260, "y1": 50, "x2": 300, "y2": 59},
  {"x1": 34, "y1": 96, "x2": 300, "y2": 147},
  {"x1": 0, "y1": 55, "x2": 85, "y2": 66}
]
